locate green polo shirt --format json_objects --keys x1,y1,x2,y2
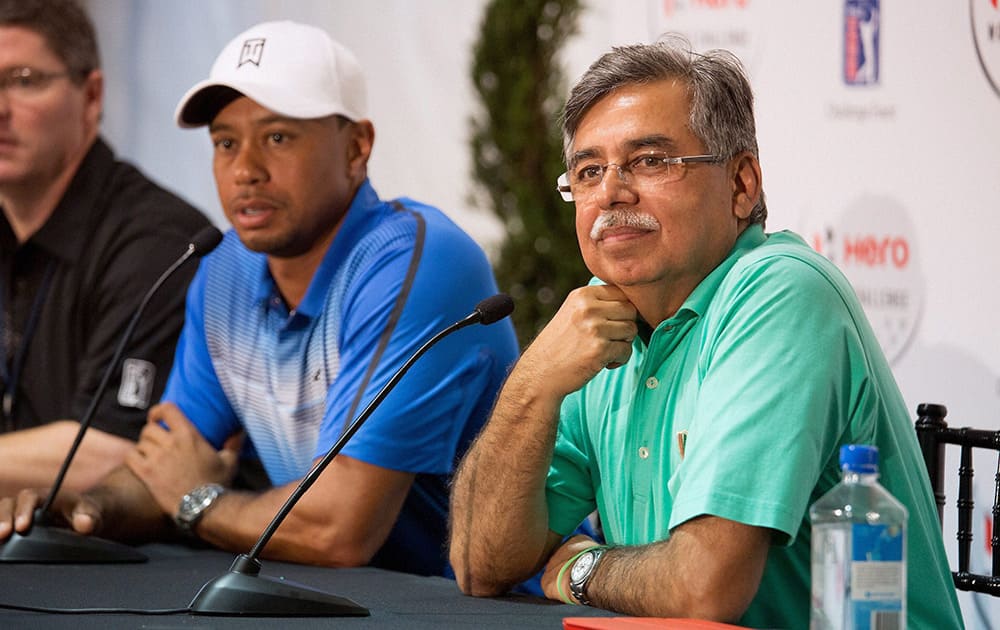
[{"x1": 545, "y1": 225, "x2": 963, "y2": 629}]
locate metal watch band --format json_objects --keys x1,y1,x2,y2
[
  {"x1": 568, "y1": 546, "x2": 607, "y2": 606},
  {"x1": 175, "y1": 483, "x2": 224, "y2": 532}
]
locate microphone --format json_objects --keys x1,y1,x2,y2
[
  {"x1": 187, "y1": 294, "x2": 515, "y2": 617},
  {"x1": 0, "y1": 225, "x2": 224, "y2": 563},
  {"x1": 472, "y1": 293, "x2": 514, "y2": 325}
]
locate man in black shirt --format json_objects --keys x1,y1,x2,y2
[{"x1": 0, "y1": 0, "x2": 209, "y2": 494}]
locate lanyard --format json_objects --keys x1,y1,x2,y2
[{"x1": 1, "y1": 259, "x2": 57, "y2": 431}]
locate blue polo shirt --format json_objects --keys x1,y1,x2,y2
[{"x1": 164, "y1": 180, "x2": 519, "y2": 575}]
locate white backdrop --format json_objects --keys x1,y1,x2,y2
[{"x1": 87, "y1": 1, "x2": 1000, "y2": 626}]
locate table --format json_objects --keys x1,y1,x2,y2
[{"x1": 0, "y1": 543, "x2": 615, "y2": 628}]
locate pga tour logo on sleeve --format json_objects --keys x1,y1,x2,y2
[{"x1": 844, "y1": 0, "x2": 880, "y2": 85}]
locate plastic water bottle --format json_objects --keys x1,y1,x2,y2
[{"x1": 810, "y1": 445, "x2": 907, "y2": 630}]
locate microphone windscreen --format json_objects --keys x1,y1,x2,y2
[
  {"x1": 190, "y1": 226, "x2": 224, "y2": 256},
  {"x1": 475, "y1": 293, "x2": 514, "y2": 325}
]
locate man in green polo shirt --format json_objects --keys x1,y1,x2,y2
[{"x1": 449, "y1": 38, "x2": 963, "y2": 629}]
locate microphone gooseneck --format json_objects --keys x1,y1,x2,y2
[
  {"x1": 187, "y1": 293, "x2": 515, "y2": 616},
  {"x1": 0, "y1": 226, "x2": 223, "y2": 565},
  {"x1": 40, "y1": 225, "x2": 224, "y2": 515}
]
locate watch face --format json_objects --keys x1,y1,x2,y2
[
  {"x1": 195, "y1": 489, "x2": 215, "y2": 510},
  {"x1": 570, "y1": 551, "x2": 596, "y2": 582},
  {"x1": 178, "y1": 485, "x2": 221, "y2": 523},
  {"x1": 180, "y1": 494, "x2": 198, "y2": 515}
]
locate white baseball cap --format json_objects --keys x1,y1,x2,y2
[{"x1": 174, "y1": 21, "x2": 368, "y2": 128}]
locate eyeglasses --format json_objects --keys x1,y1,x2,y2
[
  {"x1": 0, "y1": 67, "x2": 71, "y2": 98},
  {"x1": 556, "y1": 152, "x2": 723, "y2": 202}
]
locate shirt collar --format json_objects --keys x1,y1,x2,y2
[
  {"x1": 296, "y1": 179, "x2": 380, "y2": 319},
  {"x1": 253, "y1": 179, "x2": 382, "y2": 320}
]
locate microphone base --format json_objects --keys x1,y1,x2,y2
[
  {"x1": 0, "y1": 524, "x2": 147, "y2": 563},
  {"x1": 189, "y1": 555, "x2": 369, "y2": 617}
]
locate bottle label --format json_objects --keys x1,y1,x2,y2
[{"x1": 850, "y1": 523, "x2": 904, "y2": 629}]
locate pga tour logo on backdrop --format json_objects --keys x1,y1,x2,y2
[{"x1": 844, "y1": 0, "x2": 880, "y2": 85}]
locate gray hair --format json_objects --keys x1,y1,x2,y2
[{"x1": 561, "y1": 36, "x2": 766, "y2": 226}]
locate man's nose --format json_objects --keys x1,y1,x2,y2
[
  {"x1": 0, "y1": 90, "x2": 12, "y2": 119},
  {"x1": 595, "y1": 164, "x2": 637, "y2": 207},
  {"x1": 232, "y1": 144, "x2": 267, "y2": 185}
]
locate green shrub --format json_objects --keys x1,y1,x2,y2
[{"x1": 469, "y1": 0, "x2": 588, "y2": 346}]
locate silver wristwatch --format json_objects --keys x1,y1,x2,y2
[
  {"x1": 569, "y1": 546, "x2": 607, "y2": 606},
  {"x1": 175, "y1": 483, "x2": 224, "y2": 532}
]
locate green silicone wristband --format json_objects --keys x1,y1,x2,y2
[{"x1": 556, "y1": 546, "x2": 600, "y2": 605}]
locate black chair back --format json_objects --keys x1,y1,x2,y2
[{"x1": 915, "y1": 402, "x2": 1000, "y2": 596}]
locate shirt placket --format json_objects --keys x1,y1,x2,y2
[{"x1": 628, "y1": 321, "x2": 679, "y2": 512}]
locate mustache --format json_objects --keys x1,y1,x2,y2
[{"x1": 590, "y1": 209, "x2": 660, "y2": 240}]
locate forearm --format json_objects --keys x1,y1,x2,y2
[
  {"x1": 190, "y1": 486, "x2": 292, "y2": 559},
  {"x1": 450, "y1": 362, "x2": 565, "y2": 595},
  {"x1": 586, "y1": 542, "x2": 710, "y2": 618},
  {"x1": 192, "y1": 483, "x2": 385, "y2": 567},
  {"x1": 191, "y1": 455, "x2": 414, "y2": 568},
  {"x1": 578, "y1": 518, "x2": 771, "y2": 621},
  {"x1": 0, "y1": 422, "x2": 133, "y2": 495}
]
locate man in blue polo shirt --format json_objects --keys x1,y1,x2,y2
[
  {"x1": 0, "y1": 21, "x2": 518, "y2": 576},
  {"x1": 449, "y1": 38, "x2": 963, "y2": 627}
]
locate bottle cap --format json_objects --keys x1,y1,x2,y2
[{"x1": 839, "y1": 444, "x2": 879, "y2": 473}]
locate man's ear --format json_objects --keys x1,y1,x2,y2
[
  {"x1": 82, "y1": 69, "x2": 104, "y2": 130},
  {"x1": 730, "y1": 152, "x2": 762, "y2": 221},
  {"x1": 347, "y1": 120, "x2": 375, "y2": 180}
]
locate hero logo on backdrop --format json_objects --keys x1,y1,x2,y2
[
  {"x1": 844, "y1": 0, "x2": 880, "y2": 86},
  {"x1": 971, "y1": 0, "x2": 1000, "y2": 98},
  {"x1": 806, "y1": 196, "x2": 923, "y2": 365}
]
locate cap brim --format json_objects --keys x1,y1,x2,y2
[
  {"x1": 175, "y1": 80, "x2": 361, "y2": 128},
  {"x1": 174, "y1": 82, "x2": 244, "y2": 128}
]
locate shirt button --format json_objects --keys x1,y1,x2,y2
[
  {"x1": 645, "y1": 376, "x2": 659, "y2": 389},
  {"x1": 638, "y1": 446, "x2": 650, "y2": 459}
]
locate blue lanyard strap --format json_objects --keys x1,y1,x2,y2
[{"x1": 1, "y1": 259, "x2": 57, "y2": 430}]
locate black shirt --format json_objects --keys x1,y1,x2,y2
[{"x1": 0, "y1": 137, "x2": 210, "y2": 439}]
